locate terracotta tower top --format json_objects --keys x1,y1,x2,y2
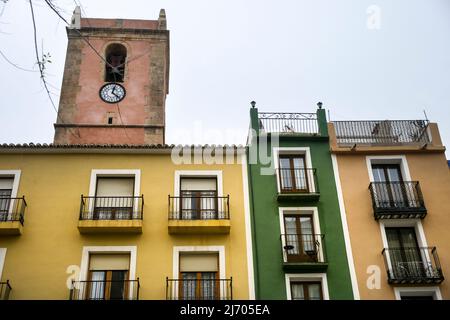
[{"x1": 53, "y1": 7, "x2": 169, "y2": 145}]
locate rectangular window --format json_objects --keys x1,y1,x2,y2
[
  {"x1": 87, "y1": 254, "x2": 130, "y2": 300},
  {"x1": 283, "y1": 215, "x2": 318, "y2": 262},
  {"x1": 179, "y1": 253, "x2": 219, "y2": 300},
  {"x1": 180, "y1": 178, "x2": 218, "y2": 219},
  {"x1": 0, "y1": 178, "x2": 13, "y2": 220},
  {"x1": 386, "y1": 227, "x2": 425, "y2": 279},
  {"x1": 279, "y1": 155, "x2": 309, "y2": 192},
  {"x1": 94, "y1": 177, "x2": 135, "y2": 220},
  {"x1": 290, "y1": 281, "x2": 323, "y2": 300}
]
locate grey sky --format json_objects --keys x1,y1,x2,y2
[{"x1": 0, "y1": 0, "x2": 449, "y2": 157}]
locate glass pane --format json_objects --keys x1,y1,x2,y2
[
  {"x1": 0, "y1": 189, "x2": 12, "y2": 220},
  {"x1": 182, "y1": 273, "x2": 197, "y2": 300},
  {"x1": 201, "y1": 272, "x2": 216, "y2": 300},
  {"x1": 284, "y1": 217, "x2": 299, "y2": 255},
  {"x1": 300, "y1": 217, "x2": 315, "y2": 253},
  {"x1": 89, "y1": 271, "x2": 105, "y2": 300},
  {"x1": 291, "y1": 283, "x2": 304, "y2": 300},
  {"x1": 279, "y1": 159, "x2": 292, "y2": 191},
  {"x1": 386, "y1": 166, "x2": 402, "y2": 182},
  {"x1": 110, "y1": 271, "x2": 126, "y2": 300},
  {"x1": 372, "y1": 167, "x2": 386, "y2": 182},
  {"x1": 308, "y1": 284, "x2": 322, "y2": 300}
]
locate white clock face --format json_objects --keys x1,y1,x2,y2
[{"x1": 99, "y1": 83, "x2": 126, "y2": 103}]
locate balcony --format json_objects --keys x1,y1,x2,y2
[
  {"x1": 0, "y1": 281, "x2": 11, "y2": 300},
  {"x1": 277, "y1": 168, "x2": 320, "y2": 202},
  {"x1": 0, "y1": 196, "x2": 27, "y2": 235},
  {"x1": 78, "y1": 195, "x2": 144, "y2": 234},
  {"x1": 70, "y1": 279, "x2": 140, "y2": 300},
  {"x1": 334, "y1": 120, "x2": 430, "y2": 146},
  {"x1": 382, "y1": 247, "x2": 444, "y2": 284},
  {"x1": 166, "y1": 277, "x2": 232, "y2": 300},
  {"x1": 258, "y1": 112, "x2": 319, "y2": 135},
  {"x1": 369, "y1": 181, "x2": 427, "y2": 219},
  {"x1": 281, "y1": 234, "x2": 328, "y2": 272},
  {"x1": 168, "y1": 194, "x2": 230, "y2": 234}
]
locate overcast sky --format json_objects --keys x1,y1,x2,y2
[{"x1": 0, "y1": 0, "x2": 449, "y2": 156}]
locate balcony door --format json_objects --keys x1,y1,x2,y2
[
  {"x1": 180, "y1": 178, "x2": 218, "y2": 219},
  {"x1": 87, "y1": 254, "x2": 130, "y2": 300},
  {"x1": 372, "y1": 164, "x2": 408, "y2": 208},
  {"x1": 386, "y1": 227, "x2": 425, "y2": 279},
  {"x1": 284, "y1": 215, "x2": 318, "y2": 262},
  {"x1": 179, "y1": 254, "x2": 219, "y2": 300},
  {"x1": 94, "y1": 177, "x2": 135, "y2": 220},
  {"x1": 0, "y1": 178, "x2": 13, "y2": 221},
  {"x1": 279, "y1": 155, "x2": 309, "y2": 193}
]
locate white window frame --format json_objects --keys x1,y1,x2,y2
[
  {"x1": 272, "y1": 147, "x2": 316, "y2": 193},
  {"x1": 285, "y1": 273, "x2": 329, "y2": 300},
  {"x1": 0, "y1": 248, "x2": 6, "y2": 280},
  {"x1": 172, "y1": 246, "x2": 226, "y2": 300},
  {"x1": 88, "y1": 169, "x2": 141, "y2": 216},
  {"x1": 78, "y1": 246, "x2": 137, "y2": 300},
  {"x1": 278, "y1": 207, "x2": 324, "y2": 263},
  {"x1": 0, "y1": 170, "x2": 21, "y2": 218},
  {"x1": 394, "y1": 286, "x2": 442, "y2": 300},
  {"x1": 379, "y1": 219, "x2": 432, "y2": 279},
  {"x1": 366, "y1": 155, "x2": 412, "y2": 182},
  {"x1": 174, "y1": 170, "x2": 223, "y2": 196}
]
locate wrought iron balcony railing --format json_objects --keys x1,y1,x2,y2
[
  {"x1": 281, "y1": 234, "x2": 326, "y2": 263},
  {"x1": 334, "y1": 120, "x2": 430, "y2": 145},
  {"x1": 369, "y1": 181, "x2": 426, "y2": 219},
  {"x1": 277, "y1": 168, "x2": 319, "y2": 194},
  {"x1": 0, "y1": 196, "x2": 27, "y2": 225},
  {"x1": 69, "y1": 279, "x2": 140, "y2": 300},
  {"x1": 166, "y1": 277, "x2": 232, "y2": 300},
  {"x1": 168, "y1": 193, "x2": 230, "y2": 220},
  {"x1": 79, "y1": 195, "x2": 144, "y2": 221},
  {"x1": 382, "y1": 247, "x2": 444, "y2": 284},
  {"x1": 0, "y1": 280, "x2": 11, "y2": 300},
  {"x1": 258, "y1": 112, "x2": 319, "y2": 134}
]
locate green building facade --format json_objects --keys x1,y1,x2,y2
[{"x1": 247, "y1": 104, "x2": 355, "y2": 300}]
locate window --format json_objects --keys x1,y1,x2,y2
[
  {"x1": 180, "y1": 178, "x2": 218, "y2": 219},
  {"x1": 386, "y1": 227, "x2": 425, "y2": 279},
  {"x1": 179, "y1": 253, "x2": 219, "y2": 300},
  {"x1": 0, "y1": 178, "x2": 13, "y2": 220},
  {"x1": 290, "y1": 281, "x2": 323, "y2": 300},
  {"x1": 94, "y1": 177, "x2": 135, "y2": 220},
  {"x1": 87, "y1": 254, "x2": 130, "y2": 300},
  {"x1": 283, "y1": 215, "x2": 318, "y2": 262},
  {"x1": 372, "y1": 164, "x2": 409, "y2": 208},
  {"x1": 104, "y1": 43, "x2": 127, "y2": 82},
  {"x1": 279, "y1": 155, "x2": 309, "y2": 192}
]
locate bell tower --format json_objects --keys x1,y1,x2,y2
[{"x1": 53, "y1": 7, "x2": 169, "y2": 145}]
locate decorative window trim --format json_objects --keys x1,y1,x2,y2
[
  {"x1": 78, "y1": 245, "x2": 137, "y2": 299},
  {"x1": 172, "y1": 246, "x2": 226, "y2": 300},
  {"x1": 365, "y1": 155, "x2": 412, "y2": 182},
  {"x1": 174, "y1": 170, "x2": 223, "y2": 197},
  {"x1": 285, "y1": 273, "x2": 329, "y2": 300},
  {"x1": 0, "y1": 170, "x2": 21, "y2": 198},
  {"x1": 278, "y1": 207, "x2": 324, "y2": 263},
  {"x1": 394, "y1": 286, "x2": 442, "y2": 300},
  {"x1": 379, "y1": 219, "x2": 430, "y2": 275},
  {"x1": 272, "y1": 147, "x2": 315, "y2": 193}
]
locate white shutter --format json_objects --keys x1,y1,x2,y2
[
  {"x1": 0, "y1": 178, "x2": 13, "y2": 190},
  {"x1": 96, "y1": 178, "x2": 134, "y2": 196},
  {"x1": 179, "y1": 254, "x2": 219, "y2": 272},
  {"x1": 180, "y1": 178, "x2": 217, "y2": 191},
  {"x1": 89, "y1": 254, "x2": 130, "y2": 271}
]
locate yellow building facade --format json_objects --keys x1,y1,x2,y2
[
  {"x1": 329, "y1": 121, "x2": 450, "y2": 300},
  {"x1": 0, "y1": 145, "x2": 254, "y2": 300}
]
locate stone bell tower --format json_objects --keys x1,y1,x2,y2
[{"x1": 53, "y1": 7, "x2": 169, "y2": 145}]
